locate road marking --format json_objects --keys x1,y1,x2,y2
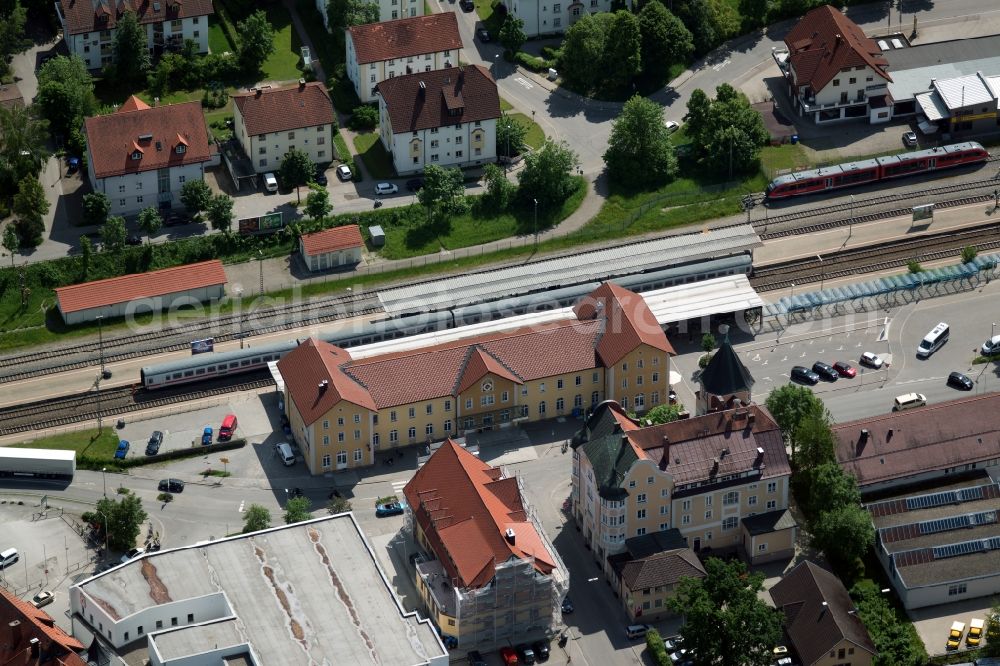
[
  {"x1": 781, "y1": 356, "x2": 788, "y2": 362},
  {"x1": 391, "y1": 481, "x2": 408, "y2": 494},
  {"x1": 711, "y1": 58, "x2": 731, "y2": 72},
  {"x1": 761, "y1": 359, "x2": 768, "y2": 366},
  {"x1": 751, "y1": 353, "x2": 761, "y2": 362},
  {"x1": 800, "y1": 351, "x2": 806, "y2": 357},
  {"x1": 238, "y1": 501, "x2": 245, "y2": 513},
  {"x1": 515, "y1": 77, "x2": 534, "y2": 89},
  {"x1": 817, "y1": 349, "x2": 825, "y2": 354}
]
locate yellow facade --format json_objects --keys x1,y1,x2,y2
[
  {"x1": 288, "y1": 396, "x2": 373, "y2": 474},
  {"x1": 605, "y1": 347, "x2": 670, "y2": 414},
  {"x1": 813, "y1": 641, "x2": 873, "y2": 666}
]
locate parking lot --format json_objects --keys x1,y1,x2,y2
[{"x1": 910, "y1": 597, "x2": 996, "y2": 658}]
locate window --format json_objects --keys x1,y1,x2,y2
[
  {"x1": 722, "y1": 516, "x2": 738, "y2": 530},
  {"x1": 480, "y1": 395, "x2": 494, "y2": 406},
  {"x1": 390, "y1": 429, "x2": 398, "y2": 442},
  {"x1": 322, "y1": 456, "x2": 332, "y2": 470},
  {"x1": 766, "y1": 500, "x2": 776, "y2": 510},
  {"x1": 705, "y1": 496, "x2": 712, "y2": 506},
  {"x1": 465, "y1": 398, "x2": 473, "y2": 409},
  {"x1": 556, "y1": 397, "x2": 564, "y2": 411},
  {"x1": 353, "y1": 430, "x2": 360, "y2": 440},
  {"x1": 354, "y1": 414, "x2": 360, "y2": 423},
  {"x1": 502, "y1": 391, "x2": 509, "y2": 402},
  {"x1": 767, "y1": 481, "x2": 777, "y2": 493},
  {"x1": 119, "y1": 199, "x2": 126, "y2": 207},
  {"x1": 426, "y1": 404, "x2": 433, "y2": 415},
  {"x1": 156, "y1": 620, "x2": 163, "y2": 629},
  {"x1": 622, "y1": 378, "x2": 628, "y2": 388},
  {"x1": 622, "y1": 362, "x2": 628, "y2": 372},
  {"x1": 430, "y1": 154, "x2": 439, "y2": 162},
  {"x1": 636, "y1": 376, "x2": 643, "y2": 386},
  {"x1": 337, "y1": 417, "x2": 345, "y2": 426},
  {"x1": 682, "y1": 515, "x2": 691, "y2": 525},
  {"x1": 354, "y1": 448, "x2": 363, "y2": 462},
  {"x1": 322, "y1": 435, "x2": 330, "y2": 445},
  {"x1": 758, "y1": 543, "x2": 767, "y2": 552},
  {"x1": 538, "y1": 401, "x2": 546, "y2": 415},
  {"x1": 455, "y1": 136, "x2": 463, "y2": 145},
  {"x1": 119, "y1": 184, "x2": 126, "y2": 193},
  {"x1": 647, "y1": 476, "x2": 654, "y2": 484},
  {"x1": 337, "y1": 451, "x2": 347, "y2": 465},
  {"x1": 408, "y1": 407, "x2": 415, "y2": 419},
  {"x1": 187, "y1": 614, "x2": 194, "y2": 622},
  {"x1": 661, "y1": 488, "x2": 669, "y2": 498},
  {"x1": 425, "y1": 423, "x2": 434, "y2": 435},
  {"x1": 539, "y1": 383, "x2": 546, "y2": 393},
  {"x1": 574, "y1": 394, "x2": 582, "y2": 407},
  {"x1": 949, "y1": 583, "x2": 967, "y2": 596},
  {"x1": 557, "y1": 379, "x2": 564, "y2": 389},
  {"x1": 444, "y1": 400, "x2": 451, "y2": 411},
  {"x1": 288, "y1": 131, "x2": 295, "y2": 139},
  {"x1": 408, "y1": 427, "x2": 416, "y2": 439},
  {"x1": 748, "y1": 495, "x2": 757, "y2": 506},
  {"x1": 723, "y1": 491, "x2": 739, "y2": 506},
  {"x1": 682, "y1": 500, "x2": 691, "y2": 510},
  {"x1": 593, "y1": 372, "x2": 599, "y2": 383},
  {"x1": 444, "y1": 419, "x2": 452, "y2": 432},
  {"x1": 136, "y1": 196, "x2": 143, "y2": 204},
  {"x1": 636, "y1": 493, "x2": 646, "y2": 503},
  {"x1": 652, "y1": 372, "x2": 659, "y2": 383},
  {"x1": 636, "y1": 527, "x2": 646, "y2": 536},
  {"x1": 259, "y1": 159, "x2": 267, "y2": 167},
  {"x1": 337, "y1": 432, "x2": 344, "y2": 442},
  {"x1": 637, "y1": 509, "x2": 646, "y2": 519},
  {"x1": 553, "y1": 2, "x2": 561, "y2": 9},
  {"x1": 832, "y1": 78, "x2": 840, "y2": 86},
  {"x1": 704, "y1": 510, "x2": 712, "y2": 519},
  {"x1": 176, "y1": 144, "x2": 186, "y2": 154},
  {"x1": 651, "y1": 391, "x2": 659, "y2": 404},
  {"x1": 628, "y1": 480, "x2": 636, "y2": 488}
]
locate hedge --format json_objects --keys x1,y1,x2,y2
[
  {"x1": 77, "y1": 438, "x2": 247, "y2": 471},
  {"x1": 646, "y1": 628, "x2": 670, "y2": 666},
  {"x1": 514, "y1": 51, "x2": 551, "y2": 74}
]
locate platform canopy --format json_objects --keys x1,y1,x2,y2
[{"x1": 642, "y1": 275, "x2": 764, "y2": 324}]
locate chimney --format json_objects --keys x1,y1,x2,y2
[
  {"x1": 154, "y1": 96, "x2": 159, "y2": 106},
  {"x1": 886, "y1": 428, "x2": 894, "y2": 442},
  {"x1": 662, "y1": 435, "x2": 669, "y2": 447},
  {"x1": 299, "y1": 78, "x2": 306, "y2": 90},
  {"x1": 29, "y1": 637, "x2": 40, "y2": 658},
  {"x1": 820, "y1": 601, "x2": 828, "y2": 617},
  {"x1": 711, "y1": 457, "x2": 719, "y2": 475},
  {"x1": 720, "y1": 447, "x2": 729, "y2": 459},
  {"x1": 255, "y1": 88, "x2": 263, "y2": 98},
  {"x1": 8, "y1": 620, "x2": 22, "y2": 652},
  {"x1": 504, "y1": 527, "x2": 516, "y2": 544},
  {"x1": 318, "y1": 381, "x2": 326, "y2": 393},
  {"x1": 755, "y1": 446, "x2": 764, "y2": 466},
  {"x1": 856, "y1": 429, "x2": 869, "y2": 457}
]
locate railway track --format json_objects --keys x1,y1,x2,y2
[
  {"x1": 750, "y1": 221, "x2": 1000, "y2": 291},
  {"x1": 0, "y1": 371, "x2": 274, "y2": 436},
  {"x1": 0, "y1": 291, "x2": 382, "y2": 383}
]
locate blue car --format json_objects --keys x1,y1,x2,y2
[
  {"x1": 376, "y1": 500, "x2": 405, "y2": 517},
  {"x1": 114, "y1": 440, "x2": 130, "y2": 459},
  {"x1": 201, "y1": 426, "x2": 213, "y2": 445}
]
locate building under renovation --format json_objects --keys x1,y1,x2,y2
[{"x1": 402, "y1": 440, "x2": 568, "y2": 650}]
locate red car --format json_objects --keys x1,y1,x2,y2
[
  {"x1": 500, "y1": 646, "x2": 519, "y2": 665},
  {"x1": 833, "y1": 361, "x2": 856, "y2": 378}
]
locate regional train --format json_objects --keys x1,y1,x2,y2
[
  {"x1": 140, "y1": 254, "x2": 753, "y2": 389},
  {"x1": 765, "y1": 141, "x2": 989, "y2": 200}
]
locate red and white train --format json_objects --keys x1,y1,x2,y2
[{"x1": 765, "y1": 141, "x2": 989, "y2": 200}]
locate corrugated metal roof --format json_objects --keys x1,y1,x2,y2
[
  {"x1": 915, "y1": 91, "x2": 948, "y2": 121},
  {"x1": 56, "y1": 260, "x2": 227, "y2": 314},
  {"x1": 642, "y1": 275, "x2": 763, "y2": 323},
  {"x1": 935, "y1": 72, "x2": 995, "y2": 110},
  {"x1": 376, "y1": 225, "x2": 761, "y2": 315}
]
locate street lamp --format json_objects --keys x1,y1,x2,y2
[
  {"x1": 97, "y1": 508, "x2": 110, "y2": 557},
  {"x1": 257, "y1": 250, "x2": 264, "y2": 295},
  {"x1": 790, "y1": 282, "x2": 796, "y2": 300},
  {"x1": 849, "y1": 194, "x2": 855, "y2": 237},
  {"x1": 533, "y1": 198, "x2": 539, "y2": 249},
  {"x1": 817, "y1": 254, "x2": 824, "y2": 291},
  {"x1": 234, "y1": 286, "x2": 245, "y2": 349},
  {"x1": 504, "y1": 123, "x2": 511, "y2": 173},
  {"x1": 102, "y1": 467, "x2": 107, "y2": 497}
]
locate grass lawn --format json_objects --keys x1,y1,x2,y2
[
  {"x1": 500, "y1": 97, "x2": 514, "y2": 112},
  {"x1": 759, "y1": 142, "x2": 810, "y2": 177},
  {"x1": 259, "y1": 5, "x2": 304, "y2": 82},
  {"x1": 13, "y1": 428, "x2": 121, "y2": 459},
  {"x1": 509, "y1": 112, "x2": 545, "y2": 149},
  {"x1": 474, "y1": 0, "x2": 504, "y2": 33},
  {"x1": 353, "y1": 132, "x2": 395, "y2": 179},
  {"x1": 208, "y1": 16, "x2": 233, "y2": 54}
]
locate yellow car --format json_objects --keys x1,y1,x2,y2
[
  {"x1": 967, "y1": 618, "x2": 984, "y2": 647},
  {"x1": 947, "y1": 621, "x2": 965, "y2": 650}
]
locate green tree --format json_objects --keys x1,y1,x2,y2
[
  {"x1": 984, "y1": 600, "x2": 1000, "y2": 656},
  {"x1": 417, "y1": 164, "x2": 468, "y2": 224},
  {"x1": 707, "y1": 0, "x2": 740, "y2": 41},
  {"x1": 798, "y1": 462, "x2": 859, "y2": 520},
  {"x1": 0, "y1": 105, "x2": 49, "y2": 191},
  {"x1": 79, "y1": 235, "x2": 92, "y2": 280},
  {"x1": 283, "y1": 496, "x2": 313, "y2": 524},
  {"x1": 12, "y1": 175, "x2": 48, "y2": 233},
  {"x1": 482, "y1": 163, "x2": 515, "y2": 210},
  {"x1": 83, "y1": 491, "x2": 149, "y2": 553},
  {"x1": 639, "y1": 2, "x2": 674, "y2": 83},
  {"x1": 701, "y1": 331, "x2": 716, "y2": 354},
  {"x1": 812, "y1": 504, "x2": 875, "y2": 568},
  {"x1": 961, "y1": 245, "x2": 978, "y2": 264},
  {"x1": 498, "y1": 14, "x2": 527, "y2": 55},
  {"x1": 327, "y1": 496, "x2": 352, "y2": 514},
  {"x1": 676, "y1": 0, "x2": 718, "y2": 56},
  {"x1": 83, "y1": 192, "x2": 112, "y2": 228},
  {"x1": 683, "y1": 88, "x2": 712, "y2": 146},
  {"x1": 111, "y1": 9, "x2": 151, "y2": 86},
  {"x1": 764, "y1": 384, "x2": 825, "y2": 460},
  {"x1": 559, "y1": 13, "x2": 612, "y2": 92},
  {"x1": 101, "y1": 216, "x2": 127, "y2": 252},
  {"x1": 661, "y1": 5, "x2": 696, "y2": 64},
  {"x1": 304, "y1": 183, "x2": 332, "y2": 220},
  {"x1": 0, "y1": 1, "x2": 27, "y2": 70},
  {"x1": 793, "y1": 409, "x2": 836, "y2": 472},
  {"x1": 739, "y1": 0, "x2": 769, "y2": 29},
  {"x1": 701, "y1": 83, "x2": 770, "y2": 177},
  {"x1": 851, "y1": 581, "x2": 928, "y2": 666},
  {"x1": 517, "y1": 140, "x2": 579, "y2": 210},
  {"x1": 137, "y1": 206, "x2": 162, "y2": 242},
  {"x1": 347, "y1": 104, "x2": 379, "y2": 131},
  {"x1": 180, "y1": 179, "x2": 212, "y2": 215},
  {"x1": 242, "y1": 504, "x2": 272, "y2": 533},
  {"x1": 279, "y1": 147, "x2": 316, "y2": 203},
  {"x1": 237, "y1": 10, "x2": 276, "y2": 74},
  {"x1": 36, "y1": 55, "x2": 97, "y2": 140},
  {"x1": 327, "y1": 0, "x2": 379, "y2": 28},
  {"x1": 604, "y1": 10, "x2": 641, "y2": 89},
  {"x1": 2, "y1": 222, "x2": 18, "y2": 263},
  {"x1": 205, "y1": 193, "x2": 235, "y2": 233},
  {"x1": 669, "y1": 558, "x2": 783, "y2": 666},
  {"x1": 604, "y1": 95, "x2": 678, "y2": 188},
  {"x1": 496, "y1": 111, "x2": 528, "y2": 159},
  {"x1": 643, "y1": 403, "x2": 684, "y2": 424}
]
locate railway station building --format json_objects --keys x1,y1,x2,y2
[
  {"x1": 55, "y1": 260, "x2": 227, "y2": 325},
  {"x1": 298, "y1": 224, "x2": 364, "y2": 272},
  {"x1": 275, "y1": 282, "x2": 676, "y2": 474}
]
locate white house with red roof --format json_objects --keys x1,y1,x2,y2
[
  {"x1": 346, "y1": 13, "x2": 462, "y2": 104},
  {"x1": 375, "y1": 66, "x2": 500, "y2": 176},
  {"x1": 402, "y1": 439, "x2": 567, "y2": 650},
  {"x1": 780, "y1": 5, "x2": 892, "y2": 124},
  {"x1": 231, "y1": 81, "x2": 336, "y2": 174},
  {"x1": 83, "y1": 96, "x2": 214, "y2": 217},
  {"x1": 299, "y1": 224, "x2": 364, "y2": 272},
  {"x1": 55, "y1": 0, "x2": 213, "y2": 71}
]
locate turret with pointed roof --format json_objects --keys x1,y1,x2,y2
[{"x1": 697, "y1": 325, "x2": 754, "y2": 414}]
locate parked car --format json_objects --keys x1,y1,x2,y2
[
  {"x1": 467, "y1": 650, "x2": 487, "y2": 666},
  {"x1": 902, "y1": 130, "x2": 918, "y2": 146},
  {"x1": 669, "y1": 649, "x2": 689, "y2": 664},
  {"x1": 981, "y1": 334, "x2": 1000, "y2": 355},
  {"x1": 832, "y1": 361, "x2": 856, "y2": 378},
  {"x1": 375, "y1": 182, "x2": 398, "y2": 195},
  {"x1": 516, "y1": 645, "x2": 536, "y2": 665},
  {"x1": 859, "y1": 351, "x2": 884, "y2": 368},
  {"x1": 499, "y1": 646, "x2": 518, "y2": 665},
  {"x1": 120, "y1": 547, "x2": 145, "y2": 564},
  {"x1": 560, "y1": 596, "x2": 574, "y2": 614},
  {"x1": 376, "y1": 500, "x2": 405, "y2": 517},
  {"x1": 146, "y1": 430, "x2": 163, "y2": 455},
  {"x1": 664, "y1": 636, "x2": 683, "y2": 652},
  {"x1": 947, "y1": 371, "x2": 974, "y2": 390},
  {"x1": 201, "y1": 426, "x2": 213, "y2": 445},
  {"x1": 968, "y1": 618, "x2": 985, "y2": 647},
  {"x1": 459, "y1": 0, "x2": 474, "y2": 10},
  {"x1": 31, "y1": 590, "x2": 54, "y2": 608},
  {"x1": 114, "y1": 440, "x2": 130, "y2": 459},
  {"x1": 406, "y1": 178, "x2": 425, "y2": 192},
  {"x1": 163, "y1": 211, "x2": 190, "y2": 226},
  {"x1": 263, "y1": 172, "x2": 279, "y2": 192},
  {"x1": 158, "y1": 478, "x2": 185, "y2": 493},
  {"x1": 790, "y1": 365, "x2": 820, "y2": 385},
  {"x1": 532, "y1": 641, "x2": 549, "y2": 661},
  {"x1": 336, "y1": 164, "x2": 353, "y2": 181},
  {"x1": 314, "y1": 167, "x2": 328, "y2": 186},
  {"x1": 811, "y1": 361, "x2": 838, "y2": 381},
  {"x1": 665, "y1": 120, "x2": 680, "y2": 133},
  {"x1": 477, "y1": 28, "x2": 491, "y2": 42},
  {"x1": 893, "y1": 392, "x2": 927, "y2": 411},
  {"x1": 947, "y1": 621, "x2": 965, "y2": 649},
  {"x1": 772, "y1": 646, "x2": 788, "y2": 656},
  {"x1": 126, "y1": 234, "x2": 142, "y2": 246}
]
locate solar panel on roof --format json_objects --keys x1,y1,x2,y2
[
  {"x1": 958, "y1": 485, "x2": 985, "y2": 501},
  {"x1": 933, "y1": 540, "x2": 987, "y2": 559},
  {"x1": 906, "y1": 489, "x2": 958, "y2": 510},
  {"x1": 919, "y1": 515, "x2": 970, "y2": 535}
]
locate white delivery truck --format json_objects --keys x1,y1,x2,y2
[{"x1": 0, "y1": 448, "x2": 76, "y2": 480}]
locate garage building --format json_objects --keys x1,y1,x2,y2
[
  {"x1": 55, "y1": 260, "x2": 227, "y2": 325},
  {"x1": 299, "y1": 225, "x2": 364, "y2": 272}
]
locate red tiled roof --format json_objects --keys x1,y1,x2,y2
[
  {"x1": 0, "y1": 586, "x2": 86, "y2": 666},
  {"x1": 455, "y1": 347, "x2": 522, "y2": 395},
  {"x1": 119, "y1": 94, "x2": 149, "y2": 112},
  {"x1": 55, "y1": 260, "x2": 226, "y2": 315},
  {"x1": 58, "y1": 0, "x2": 214, "y2": 37},
  {"x1": 403, "y1": 440, "x2": 556, "y2": 589},
  {"x1": 784, "y1": 5, "x2": 891, "y2": 93},
  {"x1": 232, "y1": 82, "x2": 335, "y2": 137},
  {"x1": 348, "y1": 13, "x2": 462, "y2": 65},
  {"x1": 300, "y1": 225, "x2": 364, "y2": 256},
  {"x1": 84, "y1": 100, "x2": 212, "y2": 179},
  {"x1": 277, "y1": 339, "x2": 377, "y2": 426},
  {"x1": 832, "y1": 393, "x2": 1000, "y2": 489},
  {"x1": 376, "y1": 65, "x2": 500, "y2": 133},
  {"x1": 573, "y1": 282, "x2": 676, "y2": 366}
]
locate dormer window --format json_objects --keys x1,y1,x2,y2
[
  {"x1": 175, "y1": 144, "x2": 186, "y2": 154},
  {"x1": 131, "y1": 150, "x2": 143, "y2": 160}
]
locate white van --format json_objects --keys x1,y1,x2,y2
[
  {"x1": 893, "y1": 393, "x2": 927, "y2": 411},
  {"x1": 982, "y1": 335, "x2": 1000, "y2": 356},
  {"x1": 916, "y1": 322, "x2": 949, "y2": 358},
  {"x1": 625, "y1": 624, "x2": 650, "y2": 639},
  {"x1": 276, "y1": 442, "x2": 295, "y2": 466},
  {"x1": 0, "y1": 548, "x2": 18, "y2": 569}
]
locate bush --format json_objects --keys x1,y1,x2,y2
[
  {"x1": 541, "y1": 45, "x2": 562, "y2": 60},
  {"x1": 514, "y1": 51, "x2": 551, "y2": 73},
  {"x1": 646, "y1": 628, "x2": 670, "y2": 666},
  {"x1": 907, "y1": 259, "x2": 923, "y2": 273},
  {"x1": 348, "y1": 104, "x2": 379, "y2": 131}
]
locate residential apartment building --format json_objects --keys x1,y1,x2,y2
[
  {"x1": 318, "y1": 0, "x2": 422, "y2": 29},
  {"x1": 346, "y1": 13, "x2": 462, "y2": 104},
  {"x1": 83, "y1": 96, "x2": 214, "y2": 217},
  {"x1": 509, "y1": 0, "x2": 628, "y2": 37},
  {"x1": 571, "y1": 400, "x2": 794, "y2": 579},
  {"x1": 607, "y1": 530, "x2": 706, "y2": 622},
  {"x1": 275, "y1": 282, "x2": 675, "y2": 475},
  {"x1": 56, "y1": 0, "x2": 213, "y2": 70},
  {"x1": 402, "y1": 439, "x2": 568, "y2": 650},
  {"x1": 778, "y1": 5, "x2": 892, "y2": 124},
  {"x1": 231, "y1": 81, "x2": 336, "y2": 174},
  {"x1": 376, "y1": 66, "x2": 500, "y2": 176}
]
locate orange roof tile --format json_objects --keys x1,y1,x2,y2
[
  {"x1": 277, "y1": 339, "x2": 377, "y2": 425},
  {"x1": 57, "y1": 0, "x2": 213, "y2": 36},
  {"x1": 84, "y1": 100, "x2": 213, "y2": 179},
  {"x1": 232, "y1": 82, "x2": 335, "y2": 137},
  {"x1": 300, "y1": 225, "x2": 364, "y2": 256},
  {"x1": 55, "y1": 260, "x2": 226, "y2": 314},
  {"x1": 119, "y1": 94, "x2": 150, "y2": 112},
  {"x1": 0, "y1": 587, "x2": 86, "y2": 665},
  {"x1": 573, "y1": 282, "x2": 675, "y2": 366},
  {"x1": 403, "y1": 440, "x2": 556, "y2": 588},
  {"x1": 348, "y1": 13, "x2": 462, "y2": 65},
  {"x1": 455, "y1": 347, "x2": 523, "y2": 395}
]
